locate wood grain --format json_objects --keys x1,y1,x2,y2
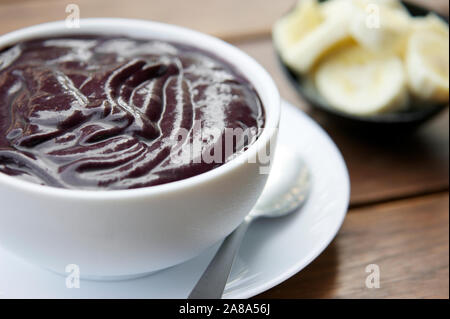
[
  {"x1": 0, "y1": 0, "x2": 296, "y2": 41},
  {"x1": 256, "y1": 193, "x2": 449, "y2": 298}
]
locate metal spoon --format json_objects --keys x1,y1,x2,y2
[{"x1": 188, "y1": 145, "x2": 310, "y2": 299}]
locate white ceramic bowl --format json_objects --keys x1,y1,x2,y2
[{"x1": 0, "y1": 19, "x2": 280, "y2": 279}]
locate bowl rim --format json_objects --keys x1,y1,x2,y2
[{"x1": 0, "y1": 18, "x2": 280, "y2": 199}]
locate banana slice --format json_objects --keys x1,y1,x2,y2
[
  {"x1": 315, "y1": 45, "x2": 408, "y2": 115},
  {"x1": 282, "y1": 15, "x2": 352, "y2": 73},
  {"x1": 320, "y1": 0, "x2": 354, "y2": 19},
  {"x1": 349, "y1": 2, "x2": 412, "y2": 55},
  {"x1": 274, "y1": 0, "x2": 352, "y2": 74},
  {"x1": 273, "y1": 0, "x2": 323, "y2": 57},
  {"x1": 405, "y1": 31, "x2": 449, "y2": 103}
]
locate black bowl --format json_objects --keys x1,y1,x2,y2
[{"x1": 275, "y1": 0, "x2": 449, "y2": 131}]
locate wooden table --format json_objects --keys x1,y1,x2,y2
[{"x1": 1, "y1": 0, "x2": 448, "y2": 299}]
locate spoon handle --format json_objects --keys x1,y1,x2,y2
[{"x1": 188, "y1": 217, "x2": 251, "y2": 299}]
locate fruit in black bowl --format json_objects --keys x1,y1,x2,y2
[{"x1": 273, "y1": 0, "x2": 449, "y2": 131}]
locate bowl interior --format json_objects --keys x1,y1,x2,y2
[{"x1": 275, "y1": 0, "x2": 449, "y2": 128}]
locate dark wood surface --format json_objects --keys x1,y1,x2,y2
[
  {"x1": 257, "y1": 192, "x2": 449, "y2": 298},
  {"x1": 1, "y1": 0, "x2": 448, "y2": 299}
]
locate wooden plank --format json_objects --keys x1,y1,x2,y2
[
  {"x1": 329, "y1": 110, "x2": 450, "y2": 206},
  {"x1": 235, "y1": 39, "x2": 449, "y2": 206},
  {"x1": 256, "y1": 192, "x2": 449, "y2": 298},
  {"x1": 0, "y1": 0, "x2": 296, "y2": 41}
]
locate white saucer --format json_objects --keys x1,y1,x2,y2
[{"x1": 0, "y1": 100, "x2": 350, "y2": 299}]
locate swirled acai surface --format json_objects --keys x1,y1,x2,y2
[{"x1": 0, "y1": 36, "x2": 264, "y2": 189}]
